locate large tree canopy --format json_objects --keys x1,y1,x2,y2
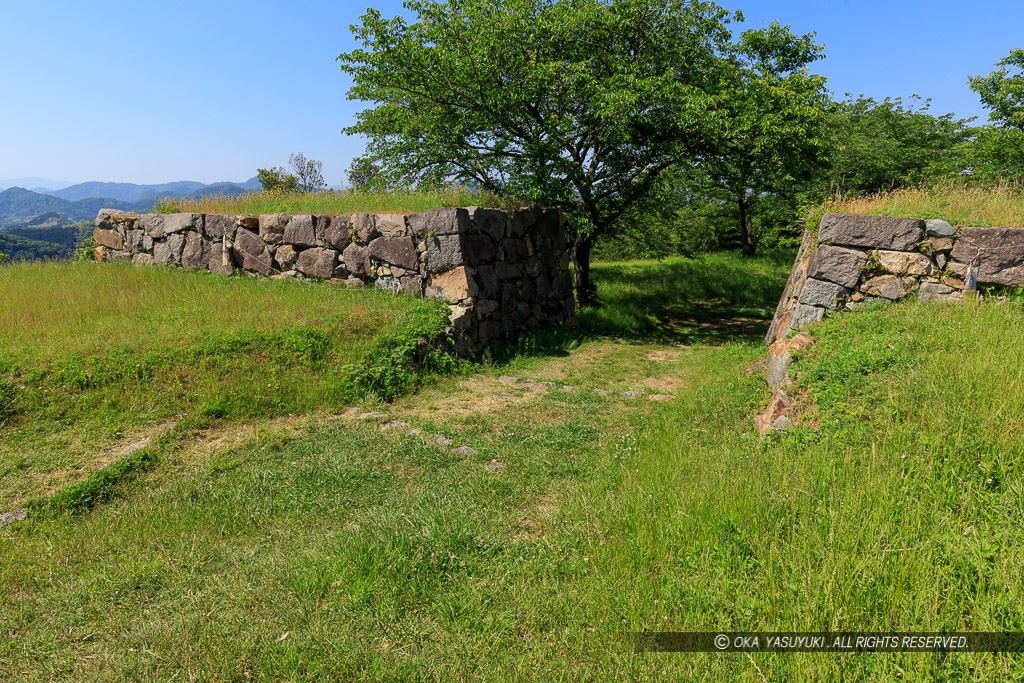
[
  {"x1": 339, "y1": 0, "x2": 823, "y2": 305},
  {"x1": 968, "y1": 48, "x2": 1024, "y2": 180},
  {"x1": 682, "y1": 21, "x2": 831, "y2": 255}
]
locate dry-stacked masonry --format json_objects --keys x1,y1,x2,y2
[
  {"x1": 766, "y1": 212, "x2": 1024, "y2": 345},
  {"x1": 93, "y1": 206, "x2": 577, "y2": 351}
]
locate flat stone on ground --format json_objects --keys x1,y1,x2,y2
[
  {"x1": 0, "y1": 508, "x2": 28, "y2": 529},
  {"x1": 498, "y1": 376, "x2": 519, "y2": 384}
]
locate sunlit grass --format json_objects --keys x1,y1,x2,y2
[
  {"x1": 808, "y1": 181, "x2": 1024, "y2": 228},
  {"x1": 154, "y1": 186, "x2": 524, "y2": 216},
  {"x1": 0, "y1": 261, "x2": 446, "y2": 507}
]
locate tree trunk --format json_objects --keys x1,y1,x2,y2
[
  {"x1": 573, "y1": 232, "x2": 597, "y2": 308},
  {"x1": 739, "y1": 198, "x2": 756, "y2": 257}
]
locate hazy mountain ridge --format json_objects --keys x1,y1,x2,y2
[
  {"x1": 0, "y1": 177, "x2": 261, "y2": 260},
  {"x1": 46, "y1": 177, "x2": 261, "y2": 203}
]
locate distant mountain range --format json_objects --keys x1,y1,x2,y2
[
  {"x1": 0, "y1": 177, "x2": 77, "y2": 192},
  {"x1": 0, "y1": 177, "x2": 261, "y2": 260}
]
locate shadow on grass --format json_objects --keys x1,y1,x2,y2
[{"x1": 488, "y1": 249, "x2": 796, "y2": 363}]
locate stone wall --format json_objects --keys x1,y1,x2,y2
[
  {"x1": 766, "y1": 212, "x2": 1024, "y2": 345},
  {"x1": 94, "y1": 206, "x2": 577, "y2": 351}
]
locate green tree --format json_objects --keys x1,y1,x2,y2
[
  {"x1": 682, "y1": 21, "x2": 831, "y2": 256},
  {"x1": 827, "y1": 95, "x2": 974, "y2": 197},
  {"x1": 967, "y1": 48, "x2": 1024, "y2": 180},
  {"x1": 338, "y1": 0, "x2": 771, "y2": 307},
  {"x1": 256, "y1": 166, "x2": 299, "y2": 192},
  {"x1": 0, "y1": 250, "x2": 9, "y2": 265},
  {"x1": 347, "y1": 156, "x2": 381, "y2": 190},
  {"x1": 288, "y1": 153, "x2": 327, "y2": 192}
]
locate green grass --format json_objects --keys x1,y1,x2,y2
[
  {"x1": 3, "y1": 251, "x2": 1022, "y2": 679},
  {"x1": 0, "y1": 261, "x2": 450, "y2": 508},
  {"x1": 808, "y1": 181, "x2": 1024, "y2": 228},
  {"x1": 579, "y1": 250, "x2": 794, "y2": 344},
  {"x1": 154, "y1": 186, "x2": 522, "y2": 216}
]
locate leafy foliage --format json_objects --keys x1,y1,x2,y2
[
  {"x1": 968, "y1": 49, "x2": 1024, "y2": 179},
  {"x1": 339, "y1": 0, "x2": 821, "y2": 304},
  {"x1": 681, "y1": 21, "x2": 831, "y2": 255},
  {"x1": 827, "y1": 95, "x2": 975, "y2": 196},
  {"x1": 288, "y1": 153, "x2": 327, "y2": 192},
  {"x1": 256, "y1": 166, "x2": 299, "y2": 192}
]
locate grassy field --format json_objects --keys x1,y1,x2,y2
[
  {"x1": 154, "y1": 186, "x2": 521, "y2": 216},
  {"x1": 2, "y1": 251, "x2": 1022, "y2": 679},
  {"x1": 809, "y1": 182, "x2": 1024, "y2": 228},
  {"x1": 0, "y1": 261, "x2": 450, "y2": 510}
]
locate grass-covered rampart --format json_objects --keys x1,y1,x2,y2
[
  {"x1": 0, "y1": 261, "x2": 453, "y2": 508},
  {"x1": 153, "y1": 186, "x2": 521, "y2": 216},
  {"x1": 807, "y1": 182, "x2": 1024, "y2": 228}
]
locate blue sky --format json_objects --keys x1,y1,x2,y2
[{"x1": 1, "y1": 0, "x2": 1021, "y2": 186}]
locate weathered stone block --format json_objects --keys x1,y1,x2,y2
[
  {"x1": 918, "y1": 282, "x2": 963, "y2": 303},
  {"x1": 125, "y1": 229, "x2": 145, "y2": 252},
  {"x1": 107, "y1": 250, "x2": 132, "y2": 262},
  {"x1": 508, "y1": 207, "x2": 538, "y2": 238},
  {"x1": 425, "y1": 266, "x2": 478, "y2": 302},
  {"x1": 234, "y1": 228, "x2": 274, "y2": 275},
  {"x1": 95, "y1": 208, "x2": 140, "y2": 229},
  {"x1": 275, "y1": 244, "x2": 298, "y2": 270},
  {"x1": 475, "y1": 264, "x2": 499, "y2": 297},
  {"x1": 375, "y1": 213, "x2": 408, "y2": 237},
  {"x1": 799, "y1": 278, "x2": 851, "y2": 308},
  {"x1": 324, "y1": 215, "x2": 353, "y2": 250},
  {"x1": 367, "y1": 236, "x2": 418, "y2": 270},
  {"x1": 207, "y1": 242, "x2": 234, "y2": 276},
  {"x1": 924, "y1": 237, "x2": 955, "y2": 254},
  {"x1": 861, "y1": 274, "x2": 908, "y2": 300},
  {"x1": 352, "y1": 213, "x2": 379, "y2": 243},
  {"x1": 426, "y1": 234, "x2": 464, "y2": 270},
  {"x1": 375, "y1": 275, "x2": 400, "y2": 293},
  {"x1": 343, "y1": 243, "x2": 371, "y2": 276},
  {"x1": 283, "y1": 215, "x2": 317, "y2": 247},
  {"x1": 399, "y1": 276, "x2": 422, "y2": 295},
  {"x1": 204, "y1": 214, "x2": 238, "y2": 240},
  {"x1": 818, "y1": 212, "x2": 924, "y2": 251},
  {"x1": 409, "y1": 207, "x2": 470, "y2": 237},
  {"x1": 94, "y1": 228, "x2": 125, "y2": 250},
  {"x1": 791, "y1": 303, "x2": 825, "y2": 329},
  {"x1": 259, "y1": 213, "x2": 289, "y2": 244},
  {"x1": 181, "y1": 231, "x2": 207, "y2": 269},
  {"x1": 925, "y1": 218, "x2": 956, "y2": 237},
  {"x1": 448, "y1": 304, "x2": 472, "y2": 330},
  {"x1": 162, "y1": 213, "x2": 203, "y2": 238},
  {"x1": 806, "y1": 245, "x2": 868, "y2": 289},
  {"x1": 495, "y1": 261, "x2": 522, "y2": 281},
  {"x1": 766, "y1": 332, "x2": 813, "y2": 392},
  {"x1": 501, "y1": 238, "x2": 529, "y2": 262},
  {"x1": 463, "y1": 233, "x2": 497, "y2": 266},
  {"x1": 132, "y1": 253, "x2": 154, "y2": 267},
  {"x1": 875, "y1": 249, "x2": 936, "y2": 276},
  {"x1": 236, "y1": 214, "x2": 259, "y2": 230},
  {"x1": 295, "y1": 247, "x2": 337, "y2": 279},
  {"x1": 468, "y1": 207, "x2": 507, "y2": 242},
  {"x1": 948, "y1": 227, "x2": 1024, "y2": 286}
]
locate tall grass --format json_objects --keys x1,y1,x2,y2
[
  {"x1": 154, "y1": 186, "x2": 523, "y2": 216},
  {"x1": 808, "y1": 181, "x2": 1024, "y2": 228}
]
